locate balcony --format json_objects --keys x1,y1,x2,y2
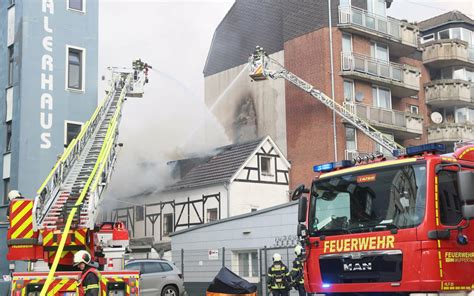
[
  {"x1": 345, "y1": 103, "x2": 423, "y2": 139},
  {"x1": 428, "y1": 123, "x2": 474, "y2": 144},
  {"x1": 341, "y1": 52, "x2": 421, "y2": 97},
  {"x1": 425, "y1": 80, "x2": 474, "y2": 108},
  {"x1": 422, "y1": 39, "x2": 474, "y2": 69},
  {"x1": 338, "y1": 5, "x2": 418, "y2": 56}
]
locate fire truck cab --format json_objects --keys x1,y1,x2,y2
[{"x1": 295, "y1": 143, "x2": 474, "y2": 296}]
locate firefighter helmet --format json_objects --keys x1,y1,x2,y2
[
  {"x1": 74, "y1": 250, "x2": 91, "y2": 266},
  {"x1": 295, "y1": 244, "x2": 303, "y2": 256},
  {"x1": 272, "y1": 253, "x2": 282, "y2": 262},
  {"x1": 8, "y1": 190, "x2": 21, "y2": 201}
]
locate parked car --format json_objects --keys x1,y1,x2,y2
[{"x1": 125, "y1": 259, "x2": 186, "y2": 296}]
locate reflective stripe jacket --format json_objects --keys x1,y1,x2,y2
[
  {"x1": 291, "y1": 256, "x2": 304, "y2": 286},
  {"x1": 79, "y1": 266, "x2": 101, "y2": 296},
  {"x1": 267, "y1": 262, "x2": 290, "y2": 290}
]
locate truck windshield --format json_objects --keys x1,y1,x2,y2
[{"x1": 309, "y1": 163, "x2": 426, "y2": 236}]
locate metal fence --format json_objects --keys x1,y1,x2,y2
[{"x1": 172, "y1": 246, "x2": 301, "y2": 296}]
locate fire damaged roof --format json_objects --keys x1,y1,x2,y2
[
  {"x1": 418, "y1": 10, "x2": 474, "y2": 31},
  {"x1": 165, "y1": 138, "x2": 264, "y2": 191}
]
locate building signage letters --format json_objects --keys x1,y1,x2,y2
[
  {"x1": 323, "y1": 235, "x2": 395, "y2": 253},
  {"x1": 40, "y1": 0, "x2": 54, "y2": 149}
]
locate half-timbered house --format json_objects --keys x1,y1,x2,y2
[{"x1": 109, "y1": 136, "x2": 291, "y2": 249}]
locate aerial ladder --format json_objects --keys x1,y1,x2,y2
[
  {"x1": 6, "y1": 60, "x2": 150, "y2": 296},
  {"x1": 248, "y1": 46, "x2": 405, "y2": 157}
]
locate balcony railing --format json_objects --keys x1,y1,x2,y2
[
  {"x1": 341, "y1": 52, "x2": 420, "y2": 95},
  {"x1": 344, "y1": 102, "x2": 423, "y2": 135},
  {"x1": 422, "y1": 39, "x2": 474, "y2": 66},
  {"x1": 428, "y1": 123, "x2": 474, "y2": 143},
  {"x1": 339, "y1": 6, "x2": 400, "y2": 37},
  {"x1": 342, "y1": 52, "x2": 403, "y2": 81},
  {"x1": 425, "y1": 79, "x2": 474, "y2": 106}
]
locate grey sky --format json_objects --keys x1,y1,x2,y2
[
  {"x1": 99, "y1": 0, "x2": 473, "y2": 202},
  {"x1": 389, "y1": 0, "x2": 474, "y2": 21}
]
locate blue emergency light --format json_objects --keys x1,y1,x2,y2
[
  {"x1": 313, "y1": 160, "x2": 354, "y2": 173},
  {"x1": 393, "y1": 143, "x2": 446, "y2": 157}
]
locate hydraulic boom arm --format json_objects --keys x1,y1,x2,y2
[{"x1": 248, "y1": 46, "x2": 404, "y2": 156}]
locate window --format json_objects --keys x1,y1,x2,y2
[
  {"x1": 342, "y1": 33, "x2": 352, "y2": 53},
  {"x1": 436, "y1": 28, "x2": 473, "y2": 42},
  {"x1": 260, "y1": 156, "x2": 272, "y2": 175},
  {"x1": 421, "y1": 33, "x2": 434, "y2": 43},
  {"x1": 207, "y1": 208, "x2": 218, "y2": 222},
  {"x1": 143, "y1": 262, "x2": 164, "y2": 274},
  {"x1": 370, "y1": 42, "x2": 389, "y2": 61},
  {"x1": 454, "y1": 107, "x2": 474, "y2": 124},
  {"x1": 410, "y1": 105, "x2": 419, "y2": 114},
  {"x1": 8, "y1": 0, "x2": 15, "y2": 5},
  {"x1": 8, "y1": 46, "x2": 14, "y2": 86},
  {"x1": 163, "y1": 213, "x2": 173, "y2": 236},
  {"x1": 136, "y1": 206, "x2": 144, "y2": 222},
  {"x1": 438, "y1": 29, "x2": 450, "y2": 40},
  {"x1": 310, "y1": 164, "x2": 427, "y2": 235},
  {"x1": 461, "y1": 28, "x2": 472, "y2": 45},
  {"x1": 236, "y1": 251, "x2": 258, "y2": 278},
  {"x1": 441, "y1": 66, "x2": 474, "y2": 81},
  {"x1": 438, "y1": 170, "x2": 463, "y2": 226},
  {"x1": 367, "y1": 0, "x2": 386, "y2": 16},
  {"x1": 67, "y1": 47, "x2": 84, "y2": 90},
  {"x1": 339, "y1": 0, "x2": 351, "y2": 6},
  {"x1": 68, "y1": 0, "x2": 84, "y2": 12},
  {"x1": 65, "y1": 121, "x2": 82, "y2": 147},
  {"x1": 125, "y1": 262, "x2": 141, "y2": 271},
  {"x1": 345, "y1": 126, "x2": 357, "y2": 151},
  {"x1": 372, "y1": 86, "x2": 391, "y2": 109},
  {"x1": 3, "y1": 178, "x2": 10, "y2": 205},
  {"x1": 451, "y1": 28, "x2": 462, "y2": 40},
  {"x1": 159, "y1": 262, "x2": 173, "y2": 272},
  {"x1": 5, "y1": 121, "x2": 12, "y2": 153},
  {"x1": 343, "y1": 80, "x2": 354, "y2": 102}
]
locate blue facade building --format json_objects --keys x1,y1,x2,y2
[
  {"x1": 0, "y1": 1, "x2": 97, "y2": 289},
  {"x1": 0, "y1": 0, "x2": 98, "y2": 202}
]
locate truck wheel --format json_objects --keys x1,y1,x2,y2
[{"x1": 161, "y1": 285, "x2": 178, "y2": 296}]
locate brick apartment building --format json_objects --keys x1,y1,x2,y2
[{"x1": 203, "y1": 0, "x2": 474, "y2": 188}]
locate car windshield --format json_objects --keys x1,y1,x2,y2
[{"x1": 309, "y1": 163, "x2": 426, "y2": 236}]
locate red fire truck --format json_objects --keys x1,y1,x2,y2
[
  {"x1": 248, "y1": 46, "x2": 474, "y2": 295},
  {"x1": 293, "y1": 143, "x2": 474, "y2": 295},
  {"x1": 6, "y1": 62, "x2": 148, "y2": 296}
]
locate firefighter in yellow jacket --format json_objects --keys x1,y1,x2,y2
[
  {"x1": 267, "y1": 253, "x2": 290, "y2": 296},
  {"x1": 291, "y1": 245, "x2": 307, "y2": 296}
]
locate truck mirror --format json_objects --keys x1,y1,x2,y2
[
  {"x1": 292, "y1": 184, "x2": 309, "y2": 201},
  {"x1": 298, "y1": 196, "x2": 308, "y2": 223},
  {"x1": 297, "y1": 223, "x2": 308, "y2": 238},
  {"x1": 457, "y1": 171, "x2": 474, "y2": 203},
  {"x1": 457, "y1": 171, "x2": 474, "y2": 220},
  {"x1": 462, "y1": 205, "x2": 474, "y2": 220}
]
